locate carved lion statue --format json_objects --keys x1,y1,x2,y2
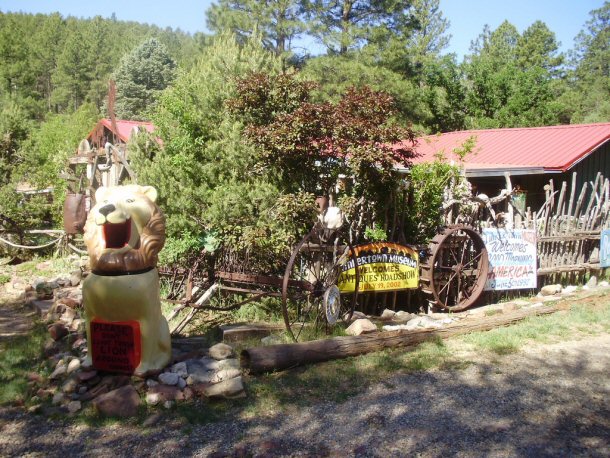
[{"x1": 82, "y1": 185, "x2": 171, "y2": 375}]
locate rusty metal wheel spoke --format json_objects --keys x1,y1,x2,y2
[
  {"x1": 282, "y1": 227, "x2": 358, "y2": 342},
  {"x1": 462, "y1": 251, "x2": 485, "y2": 269},
  {"x1": 421, "y1": 225, "x2": 489, "y2": 312}
]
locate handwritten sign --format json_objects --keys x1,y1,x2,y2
[
  {"x1": 338, "y1": 242, "x2": 419, "y2": 292},
  {"x1": 91, "y1": 319, "x2": 141, "y2": 374},
  {"x1": 482, "y1": 228, "x2": 537, "y2": 291},
  {"x1": 601, "y1": 229, "x2": 610, "y2": 268}
]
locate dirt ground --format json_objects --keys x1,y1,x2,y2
[{"x1": 1, "y1": 296, "x2": 609, "y2": 457}]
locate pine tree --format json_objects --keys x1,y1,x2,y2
[
  {"x1": 131, "y1": 32, "x2": 284, "y2": 242},
  {"x1": 301, "y1": 0, "x2": 415, "y2": 54},
  {"x1": 111, "y1": 38, "x2": 177, "y2": 120},
  {"x1": 566, "y1": 1, "x2": 610, "y2": 123},
  {"x1": 463, "y1": 21, "x2": 564, "y2": 128},
  {"x1": 206, "y1": 0, "x2": 305, "y2": 57}
]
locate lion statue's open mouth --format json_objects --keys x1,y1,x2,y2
[{"x1": 103, "y1": 219, "x2": 132, "y2": 249}]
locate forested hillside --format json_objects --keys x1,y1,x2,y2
[{"x1": 0, "y1": 1, "x2": 608, "y2": 238}]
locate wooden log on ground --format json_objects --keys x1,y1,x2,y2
[{"x1": 241, "y1": 303, "x2": 568, "y2": 374}]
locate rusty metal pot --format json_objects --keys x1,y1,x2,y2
[{"x1": 63, "y1": 193, "x2": 87, "y2": 234}]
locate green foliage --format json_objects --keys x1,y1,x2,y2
[
  {"x1": 231, "y1": 71, "x2": 417, "y2": 242},
  {"x1": 0, "y1": 99, "x2": 31, "y2": 186},
  {"x1": 159, "y1": 231, "x2": 207, "y2": 267},
  {"x1": 0, "y1": 104, "x2": 98, "y2": 230},
  {"x1": 131, "y1": 33, "x2": 308, "y2": 271},
  {"x1": 206, "y1": 0, "x2": 305, "y2": 57},
  {"x1": 0, "y1": 11, "x2": 201, "y2": 117},
  {"x1": 236, "y1": 73, "x2": 415, "y2": 197},
  {"x1": 301, "y1": 0, "x2": 416, "y2": 54},
  {"x1": 564, "y1": 2, "x2": 610, "y2": 123},
  {"x1": 364, "y1": 223, "x2": 387, "y2": 242},
  {"x1": 463, "y1": 20, "x2": 566, "y2": 128},
  {"x1": 404, "y1": 157, "x2": 462, "y2": 244},
  {"x1": 111, "y1": 38, "x2": 177, "y2": 120},
  {"x1": 301, "y1": 54, "x2": 424, "y2": 125}
]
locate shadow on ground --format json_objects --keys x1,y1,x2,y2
[{"x1": 1, "y1": 333, "x2": 609, "y2": 457}]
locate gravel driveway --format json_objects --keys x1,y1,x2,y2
[{"x1": 2, "y1": 333, "x2": 609, "y2": 457}]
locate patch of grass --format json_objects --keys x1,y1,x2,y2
[
  {"x1": 232, "y1": 336, "x2": 454, "y2": 420},
  {"x1": 10, "y1": 256, "x2": 80, "y2": 284},
  {"x1": 461, "y1": 300, "x2": 610, "y2": 355},
  {"x1": 0, "y1": 273, "x2": 10, "y2": 284},
  {"x1": 0, "y1": 321, "x2": 49, "y2": 406}
]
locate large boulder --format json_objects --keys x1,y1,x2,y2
[
  {"x1": 93, "y1": 385, "x2": 140, "y2": 418},
  {"x1": 345, "y1": 319, "x2": 377, "y2": 336},
  {"x1": 540, "y1": 284, "x2": 562, "y2": 296},
  {"x1": 209, "y1": 343, "x2": 234, "y2": 360}
]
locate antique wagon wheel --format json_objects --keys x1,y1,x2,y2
[
  {"x1": 420, "y1": 225, "x2": 489, "y2": 312},
  {"x1": 281, "y1": 225, "x2": 359, "y2": 342}
]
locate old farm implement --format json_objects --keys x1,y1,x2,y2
[
  {"x1": 167, "y1": 209, "x2": 361, "y2": 342},
  {"x1": 164, "y1": 200, "x2": 490, "y2": 342}
]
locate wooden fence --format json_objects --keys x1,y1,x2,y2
[{"x1": 445, "y1": 171, "x2": 609, "y2": 281}]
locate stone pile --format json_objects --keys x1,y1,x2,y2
[
  {"x1": 343, "y1": 277, "x2": 610, "y2": 334},
  {"x1": 23, "y1": 270, "x2": 245, "y2": 419}
]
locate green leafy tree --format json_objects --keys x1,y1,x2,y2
[
  {"x1": 111, "y1": 38, "x2": 177, "y2": 120},
  {"x1": 0, "y1": 100, "x2": 31, "y2": 186},
  {"x1": 0, "y1": 103, "x2": 97, "y2": 231},
  {"x1": 356, "y1": 0, "x2": 461, "y2": 132},
  {"x1": 51, "y1": 22, "x2": 93, "y2": 111},
  {"x1": 420, "y1": 54, "x2": 467, "y2": 132},
  {"x1": 301, "y1": 0, "x2": 415, "y2": 54},
  {"x1": 564, "y1": 2, "x2": 610, "y2": 123},
  {"x1": 405, "y1": 159, "x2": 461, "y2": 243},
  {"x1": 229, "y1": 72, "x2": 417, "y2": 239},
  {"x1": 372, "y1": 0, "x2": 450, "y2": 79},
  {"x1": 301, "y1": 54, "x2": 424, "y2": 125},
  {"x1": 0, "y1": 13, "x2": 41, "y2": 116},
  {"x1": 31, "y1": 13, "x2": 66, "y2": 111},
  {"x1": 516, "y1": 20, "x2": 564, "y2": 74},
  {"x1": 131, "y1": 33, "x2": 302, "y2": 271},
  {"x1": 206, "y1": 0, "x2": 305, "y2": 57},
  {"x1": 463, "y1": 20, "x2": 565, "y2": 128}
]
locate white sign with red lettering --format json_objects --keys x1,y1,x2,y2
[{"x1": 482, "y1": 228, "x2": 537, "y2": 291}]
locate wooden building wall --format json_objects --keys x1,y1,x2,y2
[{"x1": 468, "y1": 139, "x2": 610, "y2": 215}]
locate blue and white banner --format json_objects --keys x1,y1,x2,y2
[
  {"x1": 482, "y1": 228, "x2": 537, "y2": 291},
  {"x1": 601, "y1": 229, "x2": 610, "y2": 268}
]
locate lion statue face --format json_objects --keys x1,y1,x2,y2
[{"x1": 84, "y1": 185, "x2": 166, "y2": 273}]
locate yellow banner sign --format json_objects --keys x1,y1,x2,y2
[{"x1": 338, "y1": 242, "x2": 419, "y2": 293}]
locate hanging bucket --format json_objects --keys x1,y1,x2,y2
[{"x1": 63, "y1": 193, "x2": 87, "y2": 234}]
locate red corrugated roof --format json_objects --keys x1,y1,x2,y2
[
  {"x1": 98, "y1": 118, "x2": 155, "y2": 142},
  {"x1": 407, "y1": 122, "x2": 610, "y2": 174}
]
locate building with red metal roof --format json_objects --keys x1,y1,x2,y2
[
  {"x1": 411, "y1": 122, "x2": 610, "y2": 177},
  {"x1": 407, "y1": 122, "x2": 610, "y2": 210},
  {"x1": 86, "y1": 118, "x2": 155, "y2": 149}
]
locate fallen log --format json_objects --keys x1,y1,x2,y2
[{"x1": 241, "y1": 302, "x2": 568, "y2": 374}]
